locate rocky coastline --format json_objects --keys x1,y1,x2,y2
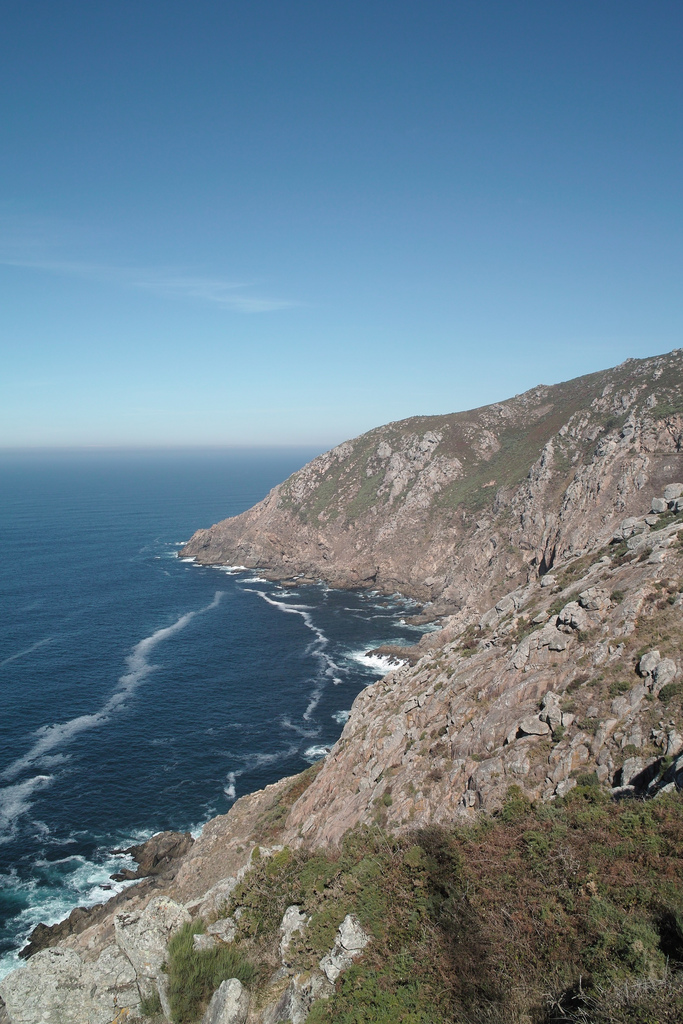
[{"x1": 2, "y1": 349, "x2": 683, "y2": 1024}]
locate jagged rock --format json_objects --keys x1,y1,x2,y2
[
  {"x1": 664, "y1": 483, "x2": 683, "y2": 502},
  {"x1": 319, "y1": 915, "x2": 370, "y2": 983},
  {"x1": 279, "y1": 905, "x2": 308, "y2": 962},
  {"x1": 651, "y1": 497, "x2": 668, "y2": 513},
  {"x1": 555, "y1": 778, "x2": 576, "y2": 798},
  {"x1": 202, "y1": 978, "x2": 250, "y2": 1024},
  {"x1": 111, "y1": 829, "x2": 194, "y2": 881},
  {"x1": 0, "y1": 945, "x2": 139, "y2": 1024},
  {"x1": 194, "y1": 933, "x2": 217, "y2": 951},
  {"x1": 540, "y1": 575, "x2": 556, "y2": 588},
  {"x1": 638, "y1": 650, "x2": 661, "y2": 677},
  {"x1": 206, "y1": 917, "x2": 238, "y2": 943},
  {"x1": 114, "y1": 894, "x2": 190, "y2": 1006},
  {"x1": 260, "y1": 971, "x2": 333, "y2": 1024}
]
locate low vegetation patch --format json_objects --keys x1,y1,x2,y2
[
  {"x1": 192, "y1": 792, "x2": 683, "y2": 1024},
  {"x1": 165, "y1": 921, "x2": 256, "y2": 1023}
]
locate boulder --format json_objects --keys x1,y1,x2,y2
[
  {"x1": 663, "y1": 483, "x2": 683, "y2": 502},
  {"x1": 539, "y1": 693, "x2": 562, "y2": 729},
  {"x1": 578, "y1": 588, "x2": 610, "y2": 612},
  {"x1": 653, "y1": 658, "x2": 677, "y2": 689},
  {"x1": 666, "y1": 731, "x2": 683, "y2": 757},
  {"x1": 320, "y1": 915, "x2": 370, "y2": 983},
  {"x1": 651, "y1": 497, "x2": 668, "y2": 514},
  {"x1": 518, "y1": 716, "x2": 551, "y2": 737},
  {"x1": 260, "y1": 971, "x2": 333, "y2": 1024},
  {"x1": 638, "y1": 650, "x2": 661, "y2": 677},
  {"x1": 557, "y1": 602, "x2": 590, "y2": 632},
  {"x1": 194, "y1": 933, "x2": 217, "y2": 951},
  {"x1": 202, "y1": 978, "x2": 250, "y2": 1024}
]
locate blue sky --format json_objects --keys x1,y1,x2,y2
[{"x1": 1, "y1": 1, "x2": 681, "y2": 446}]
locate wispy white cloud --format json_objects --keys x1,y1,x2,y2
[{"x1": 0, "y1": 257, "x2": 297, "y2": 312}]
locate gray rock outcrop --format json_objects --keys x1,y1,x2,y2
[
  {"x1": 319, "y1": 915, "x2": 370, "y2": 983},
  {"x1": 202, "y1": 978, "x2": 250, "y2": 1024}
]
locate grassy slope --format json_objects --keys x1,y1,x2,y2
[{"x1": 159, "y1": 790, "x2": 683, "y2": 1024}]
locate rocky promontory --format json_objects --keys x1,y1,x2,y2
[{"x1": 2, "y1": 350, "x2": 683, "y2": 1024}]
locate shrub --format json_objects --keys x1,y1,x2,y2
[{"x1": 659, "y1": 682, "x2": 683, "y2": 702}]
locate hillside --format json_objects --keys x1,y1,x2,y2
[
  {"x1": 181, "y1": 350, "x2": 683, "y2": 632},
  {"x1": 2, "y1": 349, "x2": 683, "y2": 1024}
]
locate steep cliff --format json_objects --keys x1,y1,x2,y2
[{"x1": 181, "y1": 350, "x2": 683, "y2": 630}]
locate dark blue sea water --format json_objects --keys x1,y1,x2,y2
[{"x1": 0, "y1": 449, "x2": 423, "y2": 978}]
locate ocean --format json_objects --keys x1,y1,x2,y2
[{"x1": 0, "y1": 448, "x2": 424, "y2": 979}]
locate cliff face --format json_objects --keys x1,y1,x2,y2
[
  {"x1": 3, "y1": 351, "x2": 683, "y2": 1024},
  {"x1": 181, "y1": 351, "x2": 683, "y2": 630}
]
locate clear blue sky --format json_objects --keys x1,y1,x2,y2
[{"x1": 1, "y1": 1, "x2": 681, "y2": 446}]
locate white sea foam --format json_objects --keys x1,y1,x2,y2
[
  {"x1": 0, "y1": 776, "x2": 53, "y2": 843},
  {"x1": 303, "y1": 745, "x2": 330, "y2": 762},
  {"x1": 345, "y1": 647, "x2": 406, "y2": 674},
  {"x1": 223, "y1": 771, "x2": 237, "y2": 800},
  {"x1": 179, "y1": 556, "x2": 196, "y2": 563},
  {"x1": 280, "y1": 717, "x2": 320, "y2": 739},
  {"x1": 0, "y1": 637, "x2": 53, "y2": 669},
  {"x1": 332, "y1": 710, "x2": 350, "y2": 725},
  {"x1": 0, "y1": 841, "x2": 143, "y2": 980},
  {"x1": 0, "y1": 593, "x2": 224, "y2": 835}
]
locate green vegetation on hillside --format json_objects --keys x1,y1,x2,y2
[{"x1": 181, "y1": 790, "x2": 683, "y2": 1024}]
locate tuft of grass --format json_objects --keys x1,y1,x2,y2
[
  {"x1": 166, "y1": 921, "x2": 256, "y2": 1023},
  {"x1": 659, "y1": 682, "x2": 683, "y2": 703},
  {"x1": 139, "y1": 990, "x2": 162, "y2": 1017}
]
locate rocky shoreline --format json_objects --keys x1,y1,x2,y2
[{"x1": 2, "y1": 350, "x2": 683, "y2": 1023}]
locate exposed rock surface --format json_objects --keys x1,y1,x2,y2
[
  {"x1": 319, "y1": 914, "x2": 370, "y2": 983},
  {"x1": 181, "y1": 351, "x2": 683, "y2": 638},
  {"x1": 202, "y1": 978, "x2": 249, "y2": 1024}
]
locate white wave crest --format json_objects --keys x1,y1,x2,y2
[
  {"x1": 332, "y1": 710, "x2": 350, "y2": 724},
  {"x1": 345, "y1": 647, "x2": 406, "y2": 674}
]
